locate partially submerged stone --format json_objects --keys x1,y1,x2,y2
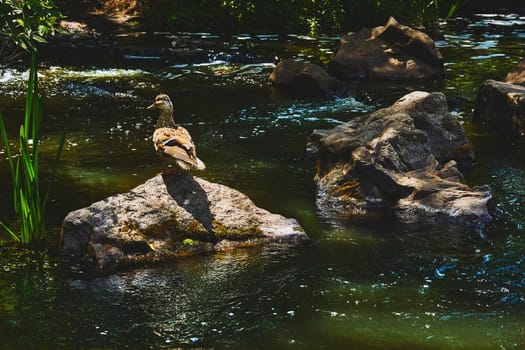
[
  {"x1": 474, "y1": 79, "x2": 525, "y2": 138},
  {"x1": 505, "y1": 57, "x2": 525, "y2": 86},
  {"x1": 268, "y1": 60, "x2": 341, "y2": 96},
  {"x1": 328, "y1": 17, "x2": 444, "y2": 80},
  {"x1": 308, "y1": 91, "x2": 494, "y2": 231},
  {"x1": 61, "y1": 173, "x2": 309, "y2": 270}
]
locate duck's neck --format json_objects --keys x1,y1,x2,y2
[{"x1": 156, "y1": 110, "x2": 176, "y2": 128}]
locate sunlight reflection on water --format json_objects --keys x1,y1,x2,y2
[{"x1": 2, "y1": 12, "x2": 525, "y2": 349}]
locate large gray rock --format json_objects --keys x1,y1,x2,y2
[
  {"x1": 473, "y1": 79, "x2": 525, "y2": 138},
  {"x1": 328, "y1": 17, "x2": 444, "y2": 80},
  {"x1": 308, "y1": 91, "x2": 494, "y2": 231},
  {"x1": 269, "y1": 60, "x2": 341, "y2": 96},
  {"x1": 61, "y1": 173, "x2": 309, "y2": 270}
]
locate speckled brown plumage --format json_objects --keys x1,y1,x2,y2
[{"x1": 147, "y1": 94, "x2": 205, "y2": 171}]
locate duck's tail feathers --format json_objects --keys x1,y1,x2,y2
[{"x1": 195, "y1": 157, "x2": 206, "y2": 170}]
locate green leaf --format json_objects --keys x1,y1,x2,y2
[
  {"x1": 43, "y1": 129, "x2": 66, "y2": 213},
  {"x1": 33, "y1": 34, "x2": 47, "y2": 43},
  {"x1": 0, "y1": 113, "x2": 16, "y2": 180},
  {"x1": 0, "y1": 220, "x2": 20, "y2": 242},
  {"x1": 445, "y1": 3, "x2": 458, "y2": 20}
]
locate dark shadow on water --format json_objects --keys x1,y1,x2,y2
[
  {"x1": 319, "y1": 205, "x2": 487, "y2": 254},
  {"x1": 161, "y1": 172, "x2": 215, "y2": 238}
]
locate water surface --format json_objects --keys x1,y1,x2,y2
[{"x1": 1, "y1": 13, "x2": 525, "y2": 349}]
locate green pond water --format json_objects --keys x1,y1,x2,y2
[{"x1": 2, "y1": 13, "x2": 525, "y2": 349}]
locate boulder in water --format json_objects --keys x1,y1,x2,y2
[
  {"x1": 269, "y1": 60, "x2": 341, "y2": 96},
  {"x1": 308, "y1": 91, "x2": 495, "y2": 231},
  {"x1": 328, "y1": 17, "x2": 444, "y2": 81},
  {"x1": 505, "y1": 57, "x2": 525, "y2": 86},
  {"x1": 61, "y1": 173, "x2": 309, "y2": 270},
  {"x1": 473, "y1": 79, "x2": 525, "y2": 138}
]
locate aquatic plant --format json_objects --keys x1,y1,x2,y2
[
  {"x1": 0, "y1": 52, "x2": 65, "y2": 244},
  {"x1": 0, "y1": 1, "x2": 63, "y2": 243},
  {"x1": 409, "y1": 0, "x2": 466, "y2": 27},
  {"x1": 341, "y1": 0, "x2": 468, "y2": 30}
]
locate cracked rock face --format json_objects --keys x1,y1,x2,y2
[
  {"x1": 308, "y1": 91, "x2": 495, "y2": 231},
  {"x1": 61, "y1": 173, "x2": 309, "y2": 270}
]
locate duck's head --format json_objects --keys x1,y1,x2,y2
[{"x1": 147, "y1": 94, "x2": 173, "y2": 112}]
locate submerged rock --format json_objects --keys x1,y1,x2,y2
[
  {"x1": 61, "y1": 173, "x2": 308, "y2": 270},
  {"x1": 268, "y1": 60, "x2": 341, "y2": 96},
  {"x1": 505, "y1": 57, "x2": 525, "y2": 86},
  {"x1": 328, "y1": 17, "x2": 444, "y2": 81},
  {"x1": 308, "y1": 91, "x2": 494, "y2": 231},
  {"x1": 474, "y1": 79, "x2": 525, "y2": 138}
]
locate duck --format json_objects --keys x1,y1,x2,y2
[{"x1": 147, "y1": 94, "x2": 205, "y2": 172}]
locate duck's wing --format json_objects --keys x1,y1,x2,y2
[{"x1": 153, "y1": 126, "x2": 205, "y2": 170}]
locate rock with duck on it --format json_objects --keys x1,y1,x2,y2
[{"x1": 61, "y1": 173, "x2": 309, "y2": 271}]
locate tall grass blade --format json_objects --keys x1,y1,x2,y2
[
  {"x1": 445, "y1": 3, "x2": 458, "y2": 20},
  {"x1": 19, "y1": 189, "x2": 30, "y2": 243},
  {"x1": 14, "y1": 158, "x2": 21, "y2": 212},
  {"x1": 43, "y1": 129, "x2": 66, "y2": 213},
  {"x1": 0, "y1": 112, "x2": 20, "y2": 242},
  {"x1": 0, "y1": 113, "x2": 15, "y2": 180},
  {"x1": 24, "y1": 54, "x2": 35, "y2": 139},
  {"x1": 0, "y1": 220, "x2": 20, "y2": 242}
]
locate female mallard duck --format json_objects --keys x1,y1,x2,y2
[{"x1": 147, "y1": 94, "x2": 205, "y2": 172}]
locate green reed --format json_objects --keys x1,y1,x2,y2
[
  {"x1": 0, "y1": 51, "x2": 65, "y2": 244},
  {"x1": 409, "y1": 0, "x2": 464, "y2": 27}
]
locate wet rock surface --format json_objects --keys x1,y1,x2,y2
[
  {"x1": 328, "y1": 17, "x2": 444, "y2": 80},
  {"x1": 473, "y1": 79, "x2": 525, "y2": 138},
  {"x1": 61, "y1": 173, "x2": 309, "y2": 270},
  {"x1": 308, "y1": 91, "x2": 495, "y2": 231},
  {"x1": 505, "y1": 57, "x2": 525, "y2": 86},
  {"x1": 268, "y1": 60, "x2": 341, "y2": 96}
]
